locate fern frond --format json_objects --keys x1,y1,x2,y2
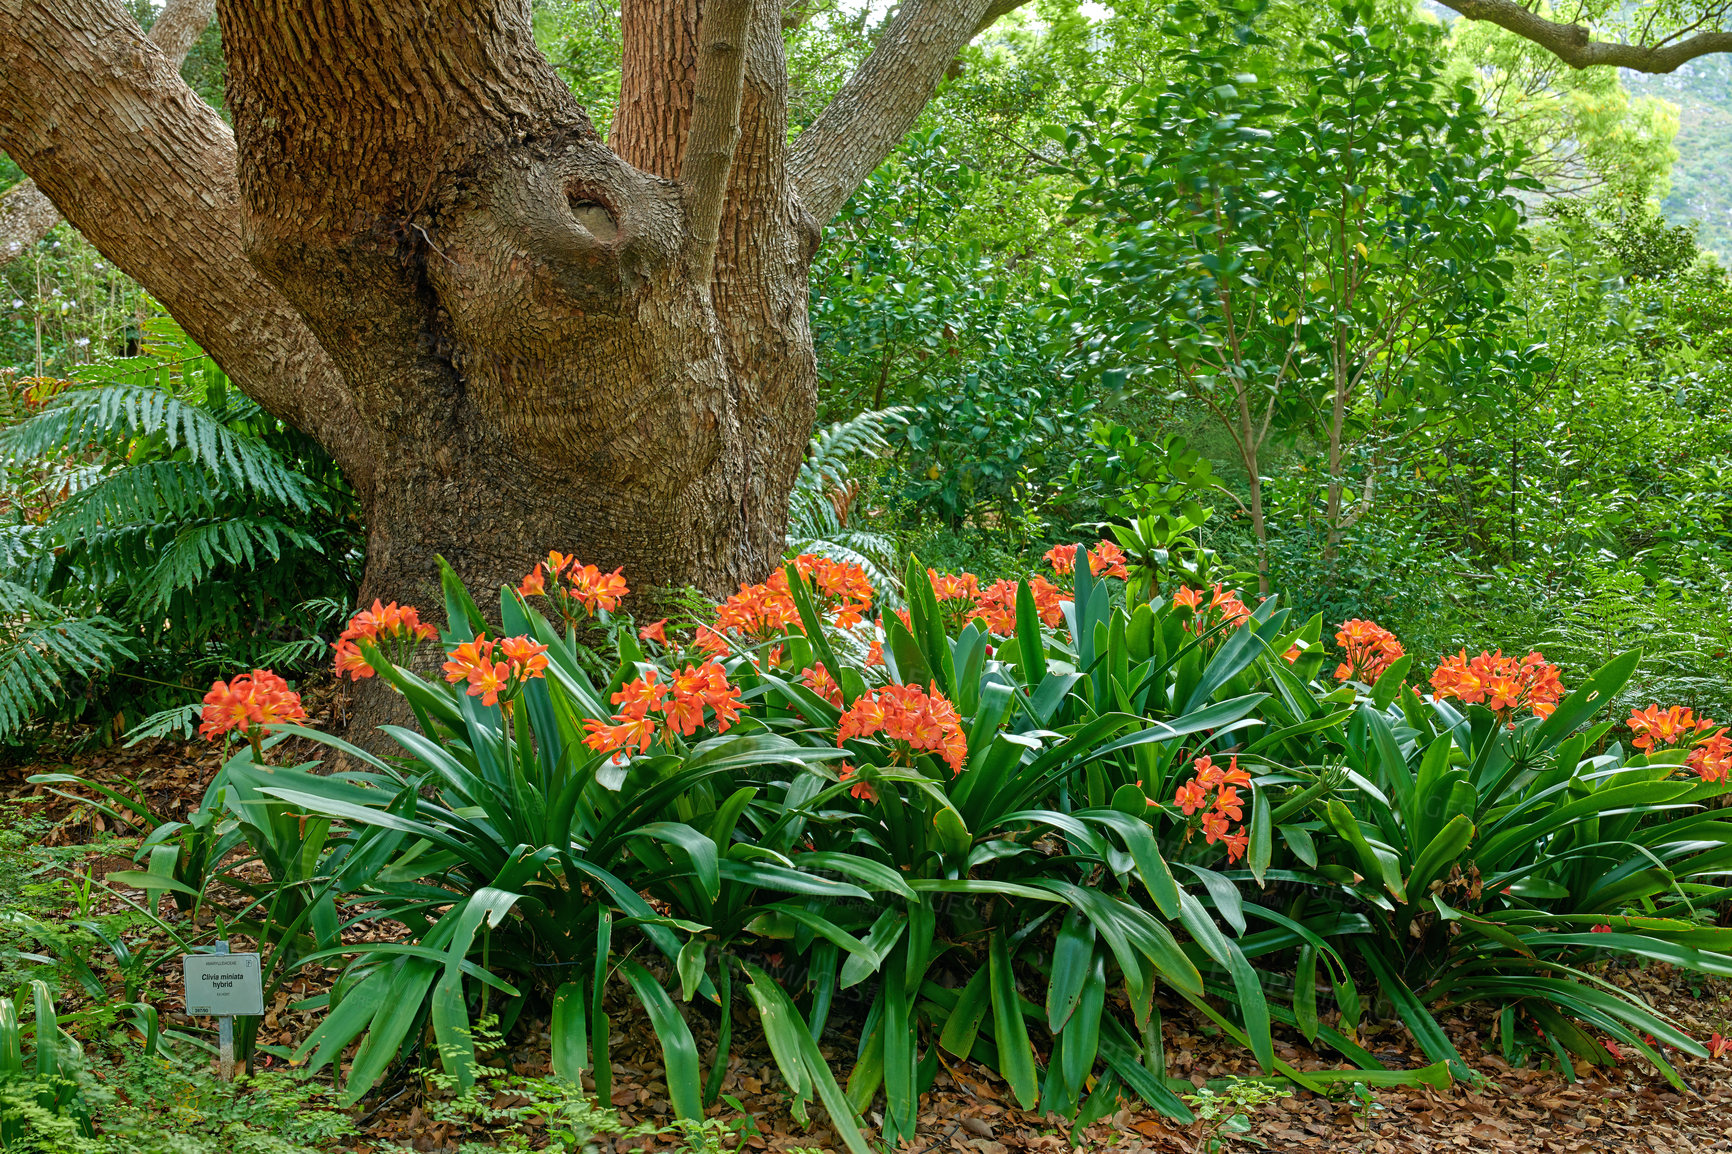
[
  {"x1": 0, "y1": 384, "x2": 312, "y2": 511},
  {"x1": 795, "y1": 407, "x2": 907, "y2": 498},
  {"x1": 45, "y1": 461, "x2": 222, "y2": 546},
  {"x1": 122, "y1": 703, "x2": 202, "y2": 746},
  {"x1": 786, "y1": 407, "x2": 904, "y2": 604},
  {"x1": 0, "y1": 580, "x2": 135, "y2": 738},
  {"x1": 133, "y1": 516, "x2": 327, "y2": 613}
]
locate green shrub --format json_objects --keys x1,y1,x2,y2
[{"x1": 0, "y1": 321, "x2": 362, "y2": 742}]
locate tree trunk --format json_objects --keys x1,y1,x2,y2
[{"x1": 1, "y1": 0, "x2": 1030, "y2": 639}]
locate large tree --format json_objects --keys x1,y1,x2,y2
[{"x1": 0, "y1": 0, "x2": 1026, "y2": 615}]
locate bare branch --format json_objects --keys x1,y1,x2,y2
[
  {"x1": 790, "y1": 0, "x2": 1033, "y2": 223},
  {"x1": 683, "y1": 0, "x2": 758, "y2": 281},
  {"x1": 0, "y1": 0, "x2": 215, "y2": 268},
  {"x1": 1437, "y1": 0, "x2": 1732, "y2": 72}
]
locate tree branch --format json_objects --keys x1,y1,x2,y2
[
  {"x1": 145, "y1": 0, "x2": 215, "y2": 63},
  {"x1": 0, "y1": 181, "x2": 58, "y2": 265},
  {"x1": 683, "y1": 0, "x2": 757, "y2": 280},
  {"x1": 0, "y1": 0, "x2": 215, "y2": 268},
  {"x1": 0, "y1": 0, "x2": 373, "y2": 492},
  {"x1": 789, "y1": 0, "x2": 1032, "y2": 223},
  {"x1": 1436, "y1": 0, "x2": 1732, "y2": 72}
]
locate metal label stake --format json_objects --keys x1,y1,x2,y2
[
  {"x1": 183, "y1": 939, "x2": 264, "y2": 1081},
  {"x1": 215, "y1": 941, "x2": 234, "y2": 1081}
]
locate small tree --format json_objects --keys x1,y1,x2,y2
[{"x1": 1055, "y1": 1, "x2": 1530, "y2": 591}]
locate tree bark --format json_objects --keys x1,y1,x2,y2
[{"x1": 0, "y1": 0, "x2": 215, "y2": 268}]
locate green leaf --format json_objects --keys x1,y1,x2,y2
[
  {"x1": 989, "y1": 932, "x2": 1040, "y2": 1109},
  {"x1": 551, "y1": 982, "x2": 588, "y2": 1082},
  {"x1": 620, "y1": 960, "x2": 704, "y2": 1121}
]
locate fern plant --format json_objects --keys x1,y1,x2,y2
[
  {"x1": 785, "y1": 407, "x2": 904, "y2": 600},
  {"x1": 0, "y1": 320, "x2": 362, "y2": 742},
  {"x1": 1516, "y1": 562, "x2": 1732, "y2": 719}
]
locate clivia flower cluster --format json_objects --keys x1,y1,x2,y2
[
  {"x1": 967, "y1": 575, "x2": 1070, "y2": 635},
  {"x1": 519, "y1": 551, "x2": 629, "y2": 628},
  {"x1": 200, "y1": 669, "x2": 307, "y2": 757},
  {"x1": 1043, "y1": 539, "x2": 1130, "y2": 581},
  {"x1": 332, "y1": 600, "x2": 438, "y2": 681},
  {"x1": 1429, "y1": 649, "x2": 1565, "y2": 719},
  {"x1": 442, "y1": 634, "x2": 551, "y2": 708},
  {"x1": 1332, "y1": 619, "x2": 1405, "y2": 684},
  {"x1": 1171, "y1": 584, "x2": 1252, "y2": 632},
  {"x1": 581, "y1": 661, "x2": 743, "y2": 763},
  {"x1": 699, "y1": 554, "x2": 874, "y2": 658},
  {"x1": 836, "y1": 682, "x2": 967, "y2": 776},
  {"x1": 1171, "y1": 754, "x2": 1251, "y2": 862},
  {"x1": 1627, "y1": 704, "x2": 1731, "y2": 785}
]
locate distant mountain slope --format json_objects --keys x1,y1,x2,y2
[{"x1": 1626, "y1": 57, "x2": 1732, "y2": 264}]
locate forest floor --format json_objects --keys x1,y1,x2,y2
[{"x1": 5, "y1": 722, "x2": 1732, "y2": 1154}]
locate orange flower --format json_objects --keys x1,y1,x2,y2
[
  {"x1": 443, "y1": 634, "x2": 546, "y2": 707},
  {"x1": 967, "y1": 580, "x2": 1020, "y2": 635},
  {"x1": 199, "y1": 670, "x2": 306, "y2": 741},
  {"x1": 520, "y1": 553, "x2": 629, "y2": 625},
  {"x1": 1220, "y1": 758, "x2": 1251, "y2": 789},
  {"x1": 657, "y1": 661, "x2": 742, "y2": 736},
  {"x1": 866, "y1": 639, "x2": 885, "y2": 668},
  {"x1": 442, "y1": 637, "x2": 496, "y2": 686},
  {"x1": 1332, "y1": 619, "x2": 1404, "y2": 684},
  {"x1": 838, "y1": 762, "x2": 877, "y2": 803},
  {"x1": 1282, "y1": 645, "x2": 1302, "y2": 663},
  {"x1": 333, "y1": 639, "x2": 373, "y2": 680},
  {"x1": 801, "y1": 665, "x2": 843, "y2": 707},
  {"x1": 1194, "y1": 755, "x2": 1225, "y2": 791},
  {"x1": 1213, "y1": 785, "x2": 1244, "y2": 823},
  {"x1": 837, "y1": 682, "x2": 967, "y2": 774},
  {"x1": 613, "y1": 671, "x2": 670, "y2": 720},
  {"x1": 1045, "y1": 540, "x2": 1128, "y2": 580},
  {"x1": 1222, "y1": 828, "x2": 1249, "y2": 863},
  {"x1": 799, "y1": 554, "x2": 875, "y2": 627},
  {"x1": 1170, "y1": 585, "x2": 1248, "y2": 633},
  {"x1": 582, "y1": 715, "x2": 657, "y2": 761},
  {"x1": 1089, "y1": 540, "x2": 1129, "y2": 580},
  {"x1": 1174, "y1": 780, "x2": 1210, "y2": 815},
  {"x1": 569, "y1": 564, "x2": 629, "y2": 615},
  {"x1": 1709, "y1": 1032, "x2": 1730, "y2": 1059},
  {"x1": 464, "y1": 660, "x2": 511, "y2": 707},
  {"x1": 1688, "y1": 729, "x2": 1732, "y2": 784},
  {"x1": 1029, "y1": 576, "x2": 1071, "y2": 627},
  {"x1": 332, "y1": 599, "x2": 437, "y2": 680},
  {"x1": 1627, "y1": 704, "x2": 1715, "y2": 751},
  {"x1": 499, "y1": 635, "x2": 549, "y2": 679},
  {"x1": 1200, "y1": 810, "x2": 1231, "y2": 845},
  {"x1": 639, "y1": 619, "x2": 669, "y2": 645},
  {"x1": 1206, "y1": 585, "x2": 1251, "y2": 629},
  {"x1": 1430, "y1": 649, "x2": 1564, "y2": 720}
]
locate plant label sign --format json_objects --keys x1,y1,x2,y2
[{"x1": 183, "y1": 951, "x2": 264, "y2": 1017}]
